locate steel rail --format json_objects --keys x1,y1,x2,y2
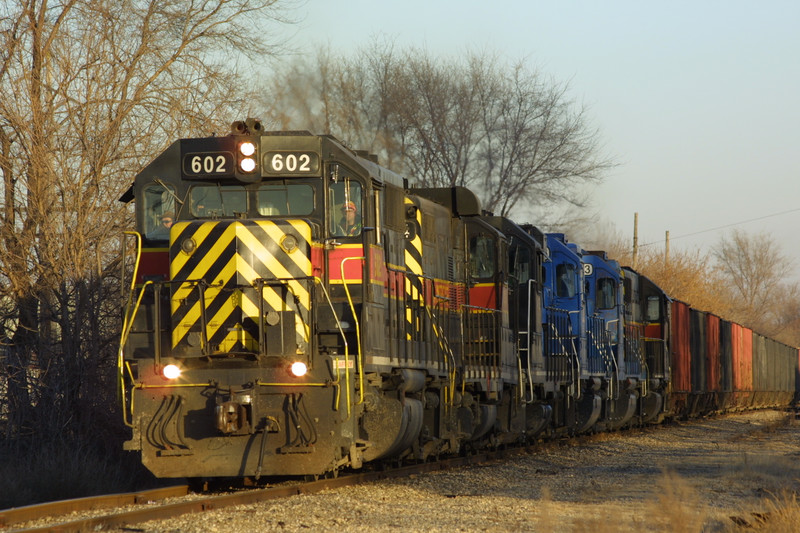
[
  {"x1": 4, "y1": 445, "x2": 547, "y2": 532},
  {"x1": 0, "y1": 485, "x2": 188, "y2": 528},
  {"x1": 6, "y1": 415, "x2": 741, "y2": 532}
]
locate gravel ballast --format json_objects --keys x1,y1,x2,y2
[{"x1": 126, "y1": 410, "x2": 800, "y2": 532}]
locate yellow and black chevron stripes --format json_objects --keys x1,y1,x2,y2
[
  {"x1": 404, "y1": 198, "x2": 423, "y2": 341},
  {"x1": 169, "y1": 220, "x2": 312, "y2": 355}
]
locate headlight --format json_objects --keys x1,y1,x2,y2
[
  {"x1": 290, "y1": 361, "x2": 307, "y2": 377},
  {"x1": 162, "y1": 364, "x2": 182, "y2": 380}
]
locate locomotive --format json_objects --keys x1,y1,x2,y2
[{"x1": 118, "y1": 119, "x2": 799, "y2": 480}]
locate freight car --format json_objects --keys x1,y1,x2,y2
[{"x1": 118, "y1": 120, "x2": 799, "y2": 480}]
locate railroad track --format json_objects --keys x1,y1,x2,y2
[
  {"x1": 5, "y1": 411, "x2": 792, "y2": 532},
  {"x1": 1, "y1": 443, "x2": 546, "y2": 532}
]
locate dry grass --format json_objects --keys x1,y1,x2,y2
[
  {"x1": 534, "y1": 467, "x2": 800, "y2": 532},
  {"x1": 648, "y1": 472, "x2": 709, "y2": 532},
  {"x1": 726, "y1": 491, "x2": 800, "y2": 532},
  {"x1": 727, "y1": 413, "x2": 795, "y2": 442}
]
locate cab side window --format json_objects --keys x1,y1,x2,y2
[
  {"x1": 143, "y1": 182, "x2": 176, "y2": 241},
  {"x1": 329, "y1": 178, "x2": 363, "y2": 237},
  {"x1": 597, "y1": 278, "x2": 616, "y2": 309},
  {"x1": 556, "y1": 263, "x2": 576, "y2": 298},
  {"x1": 646, "y1": 296, "x2": 661, "y2": 321},
  {"x1": 469, "y1": 235, "x2": 496, "y2": 279}
]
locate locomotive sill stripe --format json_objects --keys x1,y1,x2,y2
[{"x1": 328, "y1": 277, "x2": 386, "y2": 285}]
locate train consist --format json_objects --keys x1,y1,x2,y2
[{"x1": 118, "y1": 120, "x2": 799, "y2": 480}]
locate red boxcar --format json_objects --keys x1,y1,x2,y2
[{"x1": 669, "y1": 301, "x2": 691, "y2": 416}]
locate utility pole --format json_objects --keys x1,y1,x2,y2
[
  {"x1": 665, "y1": 230, "x2": 670, "y2": 267},
  {"x1": 632, "y1": 212, "x2": 639, "y2": 269}
]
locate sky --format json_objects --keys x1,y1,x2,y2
[{"x1": 276, "y1": 1, "x2": 800, "y2": 275}]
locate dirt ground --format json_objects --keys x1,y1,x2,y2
[
  {"x1": 129, "y1": 409, "x2": 800, "y2": 533},
  {"x1": 128, "y1": 411, "x2": 800, "y2": 533}
]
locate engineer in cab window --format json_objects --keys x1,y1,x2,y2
[
  {"x1": 336, "y1": 201, "x2": 362, "y2": 236},
  {"x1": 148, "y1": 211, "x2": 174, "y2": 240}
]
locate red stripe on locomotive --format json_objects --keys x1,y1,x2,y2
[
  {"x1": 368, "y1": 245, "x2": 389, "y2": 291},
  {"x1": 136, "y1": 249, "x2": 169, "y2": 283},
  {"x1": 326, "y1": 245, "x2": 365, "y2": 283},
  {"x1": 469, "y1": 282, "x2": 498, "y2": 309}
]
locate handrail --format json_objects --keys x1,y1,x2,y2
[
  {"x1": 118, "y1": 230, "x2": 144, "y2": 427},
  {"x1": 340, "y1": 256, "x2": 366, "y2": 405},
  {"x1": 314, "y1": 276, "x2": 350, "y2": 417},
  {"x1": 421, "y1": 299, "x2": 457, "y2": 408},
  {"x1": 119, "y1": 281, "x2": 153, "y2": 426},
  {"x1": 544, "y1": 306, "x2": 581, "y2": 399},
  {"x1": 523, "y1": 279, "x2": 535, "y2": 404}
]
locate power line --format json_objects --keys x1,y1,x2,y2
[{"x1": 640, "y1": 207, "x2": 800, "y2": 248}]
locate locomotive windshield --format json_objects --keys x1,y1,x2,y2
[
  {"x1": 257, "y1": 183, "x2": 314, "y2": 215},
  {"x1": 190, "y1": 184, "x2": 247, "y2": 218}
]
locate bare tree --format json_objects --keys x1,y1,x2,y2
[
  {"x1": 263, "y1": 44, "x2": 614, "y2": 217},
  {"x1": 713, "y1": 229, "x2": 800, "y2": 340},
  {"x1": 264, "y1": 40, "x2": 412, "y2": 170},
  {"x1": 637, "y1": 246, "x2": 734, "y2": 318},
  {"x1": 0, "y1": 0, "x2": 292, "y2": 441},
  {"x1": 472, "y1": 58, "x2": 612, "y2": 216}
]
